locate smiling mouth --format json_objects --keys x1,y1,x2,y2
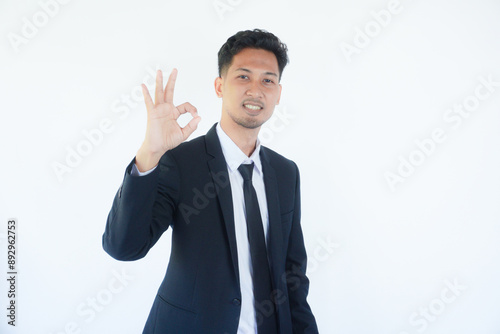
[{"x1": 243, "y1": 104, "x2": 263, "y2": 111}]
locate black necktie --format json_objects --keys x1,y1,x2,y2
[{"x1": 238, "y1": 163, "x2": 278, "y2": 333}]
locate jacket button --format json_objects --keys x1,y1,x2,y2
[{"x1": 232, "y1": 298, "x2": 241, "y2": 306}]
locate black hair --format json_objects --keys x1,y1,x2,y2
[{"x1": 217, "y1": 29, "x2": 289, "y2": 81}]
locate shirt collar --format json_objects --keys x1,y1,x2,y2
[{"x1": 216, "y1": 122, "x2": 262, "y2": 175}]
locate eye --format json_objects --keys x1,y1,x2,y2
[
  {"x1": 238, "y1": 75, "x2": 248, "y2": 79},
  {"x1": 263, "y1": 78, "x2": 274, "y2": 84}
]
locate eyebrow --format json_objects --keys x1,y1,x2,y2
[{"x1": 235, "y1": 67, "x2": 278, "y2": 78}]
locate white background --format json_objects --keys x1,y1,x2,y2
[{"x1": 1, "y1": 0, "x2": 500, "y2": 333}]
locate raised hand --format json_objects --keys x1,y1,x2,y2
[{"x1": 135, "y1": 69, "x2": 201, "y2": 172}]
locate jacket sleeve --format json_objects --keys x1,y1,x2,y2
[
  {"x1": 285, "y1": 163, "x2": 319, "y2": 333},
  {"x1": 102, "y1": 152, "x2": 180, "y2": 261}
]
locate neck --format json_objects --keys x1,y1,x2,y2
[{"x1": 220, "y1": 119, "x2": 259, "y2": 157}]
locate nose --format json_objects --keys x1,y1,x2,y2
[{"x1": 246, "y1": 81, "x2": 263, "y2": 98}]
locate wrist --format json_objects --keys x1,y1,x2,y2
[{"x1": 135, "y1": 145, "x2": 164, "y2": 172}]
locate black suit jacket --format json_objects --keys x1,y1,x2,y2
[{"x1": 102, "y1": 123, "x2": 318, "y2": 333}]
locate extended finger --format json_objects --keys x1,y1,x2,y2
[
  {"x1": 164, "y1": 68, "x2": 178, "y2": 104},
  {"x1": 155, "y1": 70, "x2": 164, "y2": 105},
  {"x1": 141, "y1": 84, "x2": 154, "y2": 111}
]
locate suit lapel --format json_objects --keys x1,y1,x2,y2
[
  {"x1": 205, "y1": 123, "x2": 240, "y2": 284},
  {"x1": 260, "y1": 147, "x2": 284, "y2": 288}
]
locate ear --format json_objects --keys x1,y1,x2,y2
[
  {"x1": 276, "y1": 83, "x2": 282, "y2": 105},
  {"x1": 214, "y1": 76, "x2": 223, "y2": 98}
]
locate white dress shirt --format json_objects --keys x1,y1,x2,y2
[{"x1": 131, "y1": 123, "x2": 269, "y2": 334}]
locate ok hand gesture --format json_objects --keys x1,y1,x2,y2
[{"x1": 135, "y1": 69, "x2": 201, "y2": 172}]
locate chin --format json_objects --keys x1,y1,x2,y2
[
  {"x1": 238, "y1": 119, "x2": 263, "y2": 129},
  {"x1": 232, "y1": 115, "x2": 264, "y2": 130}
]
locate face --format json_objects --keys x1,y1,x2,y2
[{"x1": 215, "y1": 48, "x2": 282, "y2": 130}]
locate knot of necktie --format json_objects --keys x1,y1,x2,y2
[{"x1": 238, "y1": 162, "x2": 254, "y2": 182}]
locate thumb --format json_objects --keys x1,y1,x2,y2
[{"x1": 181, "y1": 116, "x2": 201, "y2": 140}]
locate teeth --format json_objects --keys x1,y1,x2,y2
[{"x1": 244, "y1": 104, "x2": 261, "y2": 111}]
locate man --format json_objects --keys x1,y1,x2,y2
[{"x1": 102, "y1": 29, "x2": 318, "y2": 334}]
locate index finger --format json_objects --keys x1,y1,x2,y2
[{"x1": 164, "y1": 68, "x2": 178, "y2": 104}]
